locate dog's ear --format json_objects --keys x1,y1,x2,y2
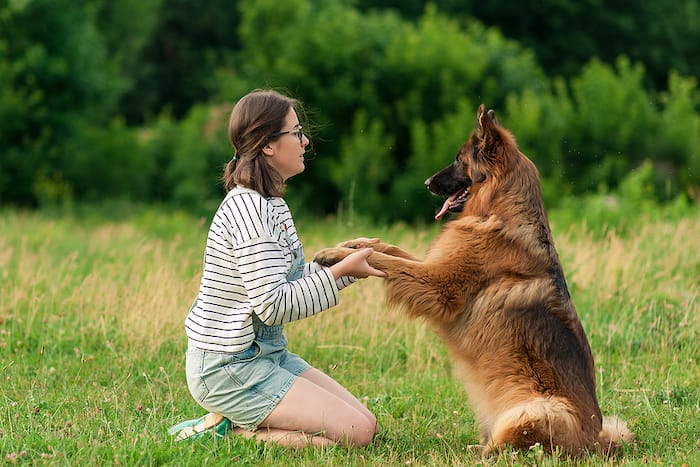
[
  {"x1": 476, "y1": 105, "x2": 499, "y2": 140},
  {"x1": 474, "y1": 105, "x2": 501, "y2": 152},
  {"x1": 475, "y1": 104, "x2": 487, "y2": 139}
]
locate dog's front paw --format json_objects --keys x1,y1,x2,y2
[
  {"x1": 313, "y1": 248, "x2": 344, "y2": 267},
  {"x1": 337, "y1": 237, "x2": 380, "y2": 249}
]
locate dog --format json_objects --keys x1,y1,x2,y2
[{"x1": 314, "y1": 105, "x2": 634, "y2": 456}]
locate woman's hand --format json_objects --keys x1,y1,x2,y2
[{"x1": 329, "y1": 248, "x2": 386, "y2": 279}]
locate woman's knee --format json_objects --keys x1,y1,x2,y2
[{"x1": 345, "y1": 415, "x2": 377, "y2": 447}]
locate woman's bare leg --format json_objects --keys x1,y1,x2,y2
[
  {"x1": 239, "y1": 370, "x2": 377, "y2": 448},
  {"x1": 230, "y1": 426, "x2": 335, "y2": 448},
  {"x1": 298, "y1": 368, "x2": 378, "y2": 434}
]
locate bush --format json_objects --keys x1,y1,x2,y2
[
  {"x1": 230, "y1": 0, "x2": 545, "y2": 220},
  {"x1": 3, "y1": 0, "x2": 699, "y2": 222},
  {"x1": 0, "y1": 0, "x2": 121, "y2": 206},
  {"x1": 654, "y1": 72, "x2": 700, "y2": 198},
  {"x1": 502, "y1": 58, "x2": 700, "y2": 209},
  {"x1": 141, "y1": 104, "x2": 231, "y2": 214},
  {"x1": 552, "y1": 161, "x2": 696, "y2": 235},
  {"x1": 564, "y1": 57, "x2": 655, "y2": 191},
  {"x1": 59, "y1": 119, "x2": 148, "y2": 203}
]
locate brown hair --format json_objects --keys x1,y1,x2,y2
[{"x1": 223, "y1": 89, "x2": 300, "y2": 197}]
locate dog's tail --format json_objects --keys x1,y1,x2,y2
[{"x1": 598, "y1": 415, "x2": 635, "y2": 456}]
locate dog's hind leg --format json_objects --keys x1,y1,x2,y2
[{"x1": 482, "y1": 397, "x2": 588, "y2": 456}]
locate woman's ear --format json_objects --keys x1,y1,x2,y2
[{"x1": 262, "y1": 144, "x2": 274, "y2": 156}]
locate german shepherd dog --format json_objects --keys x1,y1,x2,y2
[{"x1": 314, "y1": 105, "x2": 634, "y2": 456}]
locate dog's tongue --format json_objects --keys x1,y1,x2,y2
[
  {"x1": 435, "y1": 188, "x2": 468, "y2": 221},
  {"x1": 435, "y1": 198, "x2": 452, "y2": 221}
]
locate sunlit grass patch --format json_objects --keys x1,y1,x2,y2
[{"x1": 1, "y1": 206, "x2": 698, "y2": 465}]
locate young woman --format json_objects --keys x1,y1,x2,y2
[{"x1": 169, "y1": 89, "x2": 384, "y2": 448}]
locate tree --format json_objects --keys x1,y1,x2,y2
[
  {"x1": 113, "y1": 0, "x2": 241, "y2": 123},
  {"x1": 355, "y1": 0, "x2": 700, "y2": 91},
  {"x1": 0, "y1": 0, "x2": 120, "y2": 206}
]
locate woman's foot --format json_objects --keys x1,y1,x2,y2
[{"x1": 168, "y1": 413, "x2": 232, "y2": 441}]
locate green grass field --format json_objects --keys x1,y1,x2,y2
[{"x1": 1, "y1": 204, "x2": 698, "y2": 466}]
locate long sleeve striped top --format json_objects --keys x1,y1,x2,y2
[{"x1": 185, "y1": 186, "x2": 354, "y2": 353}]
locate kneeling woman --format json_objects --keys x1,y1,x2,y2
[{"x1": 170, "y1": 89, "x2": 384, "y2": 448}]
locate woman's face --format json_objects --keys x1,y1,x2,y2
[{"x1": 264, "y1": 107, "x2": 309, "y2": 181}]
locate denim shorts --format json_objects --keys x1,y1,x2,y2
[{"x1": 185, "y1": 324, "x2": 311, "y2": 430}]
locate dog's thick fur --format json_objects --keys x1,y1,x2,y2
[{"x1": 314, "y1": 105, "x2": 633, "y2": 456}]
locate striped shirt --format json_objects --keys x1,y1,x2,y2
[{"x1": 185, "y1": 186, "x2": 354, "y2": 353}]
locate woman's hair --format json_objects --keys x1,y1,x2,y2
[{"x1": 223, "y1": 89, "x2": 301, "y2": 197}]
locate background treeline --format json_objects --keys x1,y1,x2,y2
[{"x1": 1, "y1": 0, "x2": 698, "y2": 221}]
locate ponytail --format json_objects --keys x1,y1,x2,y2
[{"x1": 222, "y1": 157, "x2": 237, "y2": 193}]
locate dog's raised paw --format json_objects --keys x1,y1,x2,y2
[
  {"x1": 337, "y1": 237, "x2": 381, "y2": 249},
  {"x1": 313, "y1": 248, "x2": 343, "y2": 267}
]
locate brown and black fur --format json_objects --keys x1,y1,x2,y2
[{"x1": 314, "y1": 105, "x2": 633, "y2": 456}]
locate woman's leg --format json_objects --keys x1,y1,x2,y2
[
  {"x1": 230, "y1": 426, "x2": 335, "y2": 448},
  {"x1": 246, "y1": 370, "x2": 377, "y2": 448},
  {"x1": 298, "y1": 368, "x2": 378, "y2": 434}
]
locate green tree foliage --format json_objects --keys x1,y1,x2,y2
[
  {"x1": 505, "y1": 58, "x2": 700, "y2": 203},
  {"x1": 562, "y1": 57, "x2": 656, "y2": 191},
  {"x1": 0, "y1": 0, "x2": 121, "y2": 205},
  {"x1": 356, "y1": 0, "x2": 700, "y2": 92},
  {"x1": 228, "y1": 0, "x2": 545, "y2": 219},
  {"x1": 112, "y1": 0, "x2": 240, "y2": 123},
  {"x1": 92, "y1": 0, "x2": 163, "y2": 120},
  {"x1": 137, "y1": 103, "x2": 232, "y2": 213},
  {"x1": 1, "y1": 0, "x2": 698, "y2": 221},
  {"x1": 655, "y1": 73, "x2": 700, "y2": 196},
  {"x1": 164, "y1": 104, "x2": 231, "y2": 210},
  {"x1": 331, "y1": 110, "x2": 396, "y2": 218}
]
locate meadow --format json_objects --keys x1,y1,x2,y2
[{"x1": 1, "y1": 202, "x2": 698, "y2": 466}]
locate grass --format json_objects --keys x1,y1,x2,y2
[{"x1": 0, "y1": 203, "x2": 698, "y2": 466}]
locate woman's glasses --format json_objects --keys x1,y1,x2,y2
[{"x1": 269, "y1": 126, "x2": 304, "y2": 144}]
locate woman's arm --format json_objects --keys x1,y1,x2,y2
[
  {"x1": 304, "y1": 262, "x2": 356, "y2": 291},
  {"x1": 235, "y1": 235, "x2": 340, "y2": 326}
]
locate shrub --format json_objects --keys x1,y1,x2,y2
[
  {"x1": 0, "y1": 0, "x2": 121, "y2": 206},
  {"x1": 232, "y1": 0, "x2": 545, "y2": 220},
  {"x1": 142, "y1": 104, "x2": 231, "y2": 213}
]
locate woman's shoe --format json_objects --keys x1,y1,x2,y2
[{"x1": 168, "y1": 412, "x2": 232, "y2": 441}]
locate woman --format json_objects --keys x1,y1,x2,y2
[{"x1": 169, "y1": 89, "x2": 384, "y2": 448}]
